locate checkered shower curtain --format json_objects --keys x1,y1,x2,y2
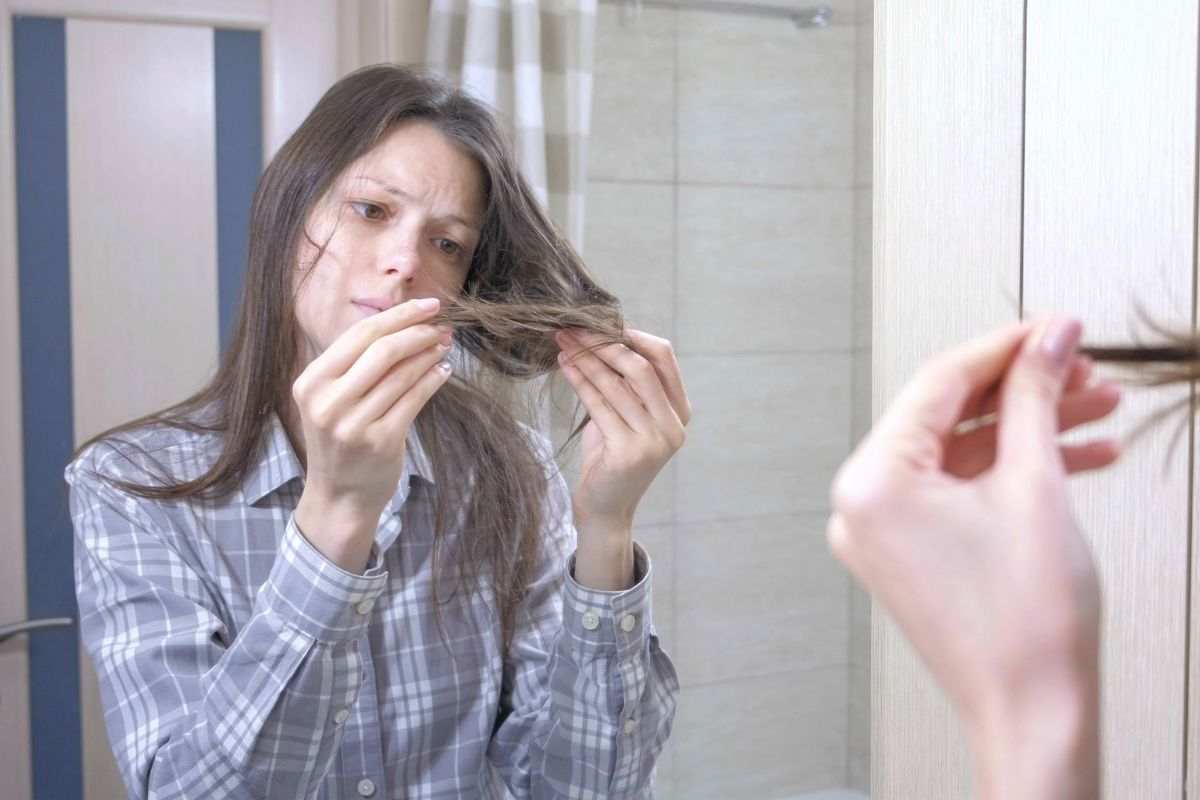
[{"x1": 426, "y1": 0, "x2": 597, "y2": 250}]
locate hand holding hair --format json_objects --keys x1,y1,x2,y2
[
  {"x1": 827, "y1": 318, "x2": 1117, "y2": 800},
  {"x1": 291, "y1": 297, "x2": 454, "y2": 573},
  {"x1": 555, "y1": 328, "x2": 691, "y2": 591}
]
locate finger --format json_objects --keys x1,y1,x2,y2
[
  {"x1": 1056, "y1": 382, "x2": 1121, "y2": 431},
  {"x1": 997, "y1": 317, "x2": 1083, "y2": 471},
  {"x1": 975, "y1": 354, "x2": 1094, "y2": 419},
  {"x1": 566, "y1": 331, "x2": 683, "y2": 437},
  {"x1": 559, "y1": 337, "x2": 656, "y2": 434},
  {"x1": 624, "y1": 329, "x2": 692, "y2": 426},
  {"x1": 558, "y1": 352, "x2": 633, "y2": 438},
  {"x1": 869, "y1": 321, "x2": 1035, "y2": 469},
  {"x1": 308, "y1": 297, "x2": 443, "y2": 381},
  {"x1": 1065, "y1": 354, "x2": 1094, "y2": 393},
  {"x1": 345, "y1": 341, "x2": 453, "y2": 425},
  {"x1": 950, "y1": 379, "x2": 1120, "y2": 450},
  {"x1": 1062, "y1": 439, "x2": 1122, "y2": 474},
  {"x1": 375, "y1": 358, "x2": 454, "y2": 435},
  {"x1": 337, "y1": 324, "x2": 450, "y2": 403}
]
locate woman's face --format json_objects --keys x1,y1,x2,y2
[{"x1": 292, "y1": 120, "x2": 485, "y2": 364}]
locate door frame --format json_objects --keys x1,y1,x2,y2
[{"x1": 0, "y1": 2, "x2": 338, "y2": 797}]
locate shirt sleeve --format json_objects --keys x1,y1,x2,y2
[
  {"x1": 487, "y1": 462, "x2": 679, "y2": 798},
  {"x1": 67, "y1": 450, "x2": 387, "y2": 800}
]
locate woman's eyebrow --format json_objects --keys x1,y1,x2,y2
[{"x1": 352, "y1": 175, "x2": 478, "y2": 231}]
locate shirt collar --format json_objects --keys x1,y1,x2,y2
[{"x1": 242, "y1": 411, "x2": 436, "y2": 507}]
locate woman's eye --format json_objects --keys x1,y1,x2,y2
[
  {"x1": 436, "y1": 239, "x2": 462, "y2": 256},
  {"x1": 351, "y1": 201, "x2": 387, "y2": 221}
]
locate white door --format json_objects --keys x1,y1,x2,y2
[{"x1": 0, "y1": 2, "x2": 338, "y2": 798}]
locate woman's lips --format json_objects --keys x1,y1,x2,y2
[{"x1": 352, "y1": 301, "x2": 385, "y2": 316}]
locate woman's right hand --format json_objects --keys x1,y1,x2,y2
[
  {"x1": 292, "y1": 297, "x2": 454, "y2": 572},
  {"x1": 828, "y1": 318, "x2": 1119, "y2": 800}
]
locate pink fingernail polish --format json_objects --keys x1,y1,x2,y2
[{"x1": 1040, "y1": 319, "x2": 1081, "y2": 368}]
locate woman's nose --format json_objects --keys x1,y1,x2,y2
[{"x1": 384, "y1": 233, "x2": 423, "y2": 280}]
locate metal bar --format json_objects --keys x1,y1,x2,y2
[
  {"x1": 0, "y1": 616, "x2": 75, "y2": 644},
  {"x1": 599, "y1": 0, "x2": 833, "y2": 28}
]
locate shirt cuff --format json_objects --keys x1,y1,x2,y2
[
  {"x1": 257, "y1": 514, "x2": 389, "y2": 643},
  {"x1": 563, "y1": 541, "x2": 654, "y2": 662}
]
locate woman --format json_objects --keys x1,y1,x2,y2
[{"x1": 67, "y1": 65, "x2": 684, "y2": 799}]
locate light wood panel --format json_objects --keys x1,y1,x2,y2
[
  {"x1": 1023, "y1": 2, "x2": 1197, "y2": 797},
  {"x1": 871, "y1": 2, "x2": 1026, "y2": 797}
]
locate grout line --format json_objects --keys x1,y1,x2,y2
[
  {"x1": 668, "y1": 8, "x2": 681, "y2": 788},
  {"x1": 676, "y1": 347, "x2": 862, "y2": 359},
  {"x1": 678, "y1": 662, "x2": 858, "y2": 693},
  {"x1": 587, "y1": 175, "x2": 868, "y2": 192},
  {"x1": 1019, "y1": 0, "x2": 1028, "y2": 321},
  {"x1": 1182, "y1": 5, "x2": 1200, "y2": 795}
]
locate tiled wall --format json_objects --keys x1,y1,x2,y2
[{"x1": 585, "y1": 2, "x2": 872, "y2": 797}]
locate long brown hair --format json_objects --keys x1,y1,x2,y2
[{"x1": 71, "y1": 64, "x2": 626, "y2": 647}]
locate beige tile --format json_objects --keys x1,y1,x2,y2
[
  {"x1": 590, "y1": 6, "x2": 675, "y2": 182},
  {"x1": 850, "y1": 347, "x2": 872, "y2": 445},
  {"x1": 677, "y1": 0, "x2": 862, "y2": 25},
  {"x1": 848, "y1": 582, "x2": 871, "y2": 668},
  {"x1": 855, "y1": 19, "x2": 874, "y2": 188},
  {"x1": 675, "y1": 668, "x2": 848, "y2": 799},
  {"x1": 677, "y1": 186, "x2": 853, "y2": 355},
  {"x1": 852, "y1": 187, "x2": 872, "y2": 351},
  {"x1": 674, "y1": 514, "x2": 849, "y2": 686},
  {"x1": 847, "y1": 662, "x2": 871, "y2": 792},
  {"x1": 652, "y1": 731, "x2": 677, "y2": 799},
  {"x1": 635, "y1": 524, "x2": 676, "y2": 649},
  {"x1": 676, "y1": 352, "x2": 853, "y2": 522},
  {"x1": 677, "y1": 13, "x2": 855, "y2": 187},
  {"x1": 583, "y1": 180, "x2": 675, "y2": 338},
  {"x1": 547, "y1": 376, "x2": 676, "y2": 528}
]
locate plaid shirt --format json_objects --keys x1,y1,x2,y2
[{"x1": 66, "y1": 411, "x2": 677, "y2": 799}]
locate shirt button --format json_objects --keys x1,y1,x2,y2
[
  {"x1": 333, "y1": 708, "x2": 350, "y2": 725},
  {"x1": 620, "y1": 613, "x2": 638, "y2": 633},
  {"x1": 355, "y1": 598, "x2": 375, "y2": 616},
  {"x1": 581, "y1": 609, "x2": 601, "y2": 631},
  {"x1": 623, "y1": 718, "x2": 637, "y2": 735},
  {"x1": 357, "y1": 778, "x2": 376, "y2": 797}
]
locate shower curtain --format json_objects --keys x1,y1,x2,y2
[{"x1": 425, "y1": 0, "x2": 598, "y2": 250}]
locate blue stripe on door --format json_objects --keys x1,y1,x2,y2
[
  {"x1": 13, "y1": 15, "x2": 82, "y2": 800},
  {"x1": 214, "y1": 28, "x2": 263, "y2": 353}
]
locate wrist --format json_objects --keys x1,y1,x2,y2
[
  {"x1": 968, "y1": 668, "x2": 1100, "y2": 800},
  {"x1": 572, "y1": 521, "x2": 635, "y2": 591},
  {"x1": 295, "y1": 490, "x2": 380, "y2": 574}
]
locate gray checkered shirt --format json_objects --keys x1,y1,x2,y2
[{"x1": 66, "y1": 412, "x2": 677, "y2": 799}]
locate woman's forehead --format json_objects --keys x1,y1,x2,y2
[{"x1": 346, "y1": 123, "x2": 484, "y2": 217}]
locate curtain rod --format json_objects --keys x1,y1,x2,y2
[{"x1": 598, "y1": 0, "x2": 833, "y2": 28}]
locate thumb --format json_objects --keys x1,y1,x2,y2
[{"x1": 996, "y1": 316, "x2": 1082, "y2": 470}]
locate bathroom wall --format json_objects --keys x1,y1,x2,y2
[{"x1": 585, "y1": 1, "x2": 873, "y2": 797}]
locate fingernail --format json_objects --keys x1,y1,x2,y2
[
  {"x1": 440, "y1": 330, "x2": 453, "y2": 345},
  {"x1": 417, "y1": 297, "x2": 440, "y2": 311},
  {"x1": 1040, "y1": 319, "x2": 1082, "y2": 368},
  {"x1": 438, "y1": 361, "x2": 453, "y2": 374}
]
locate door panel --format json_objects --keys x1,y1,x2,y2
[
  {"x1": 1, "y1": 2, "x2": 336, "y2": 798},
  {"x1": 1023, "y1": 2, "x2": 1197, "y2": 794}
]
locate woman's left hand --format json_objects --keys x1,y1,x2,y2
[{"x1": 556, "y1": 328, "x2": 690, "y2": 539}]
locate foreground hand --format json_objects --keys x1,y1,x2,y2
[{"x1": 827, "y1": 318, "x2": 1117, "y2": 800}]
